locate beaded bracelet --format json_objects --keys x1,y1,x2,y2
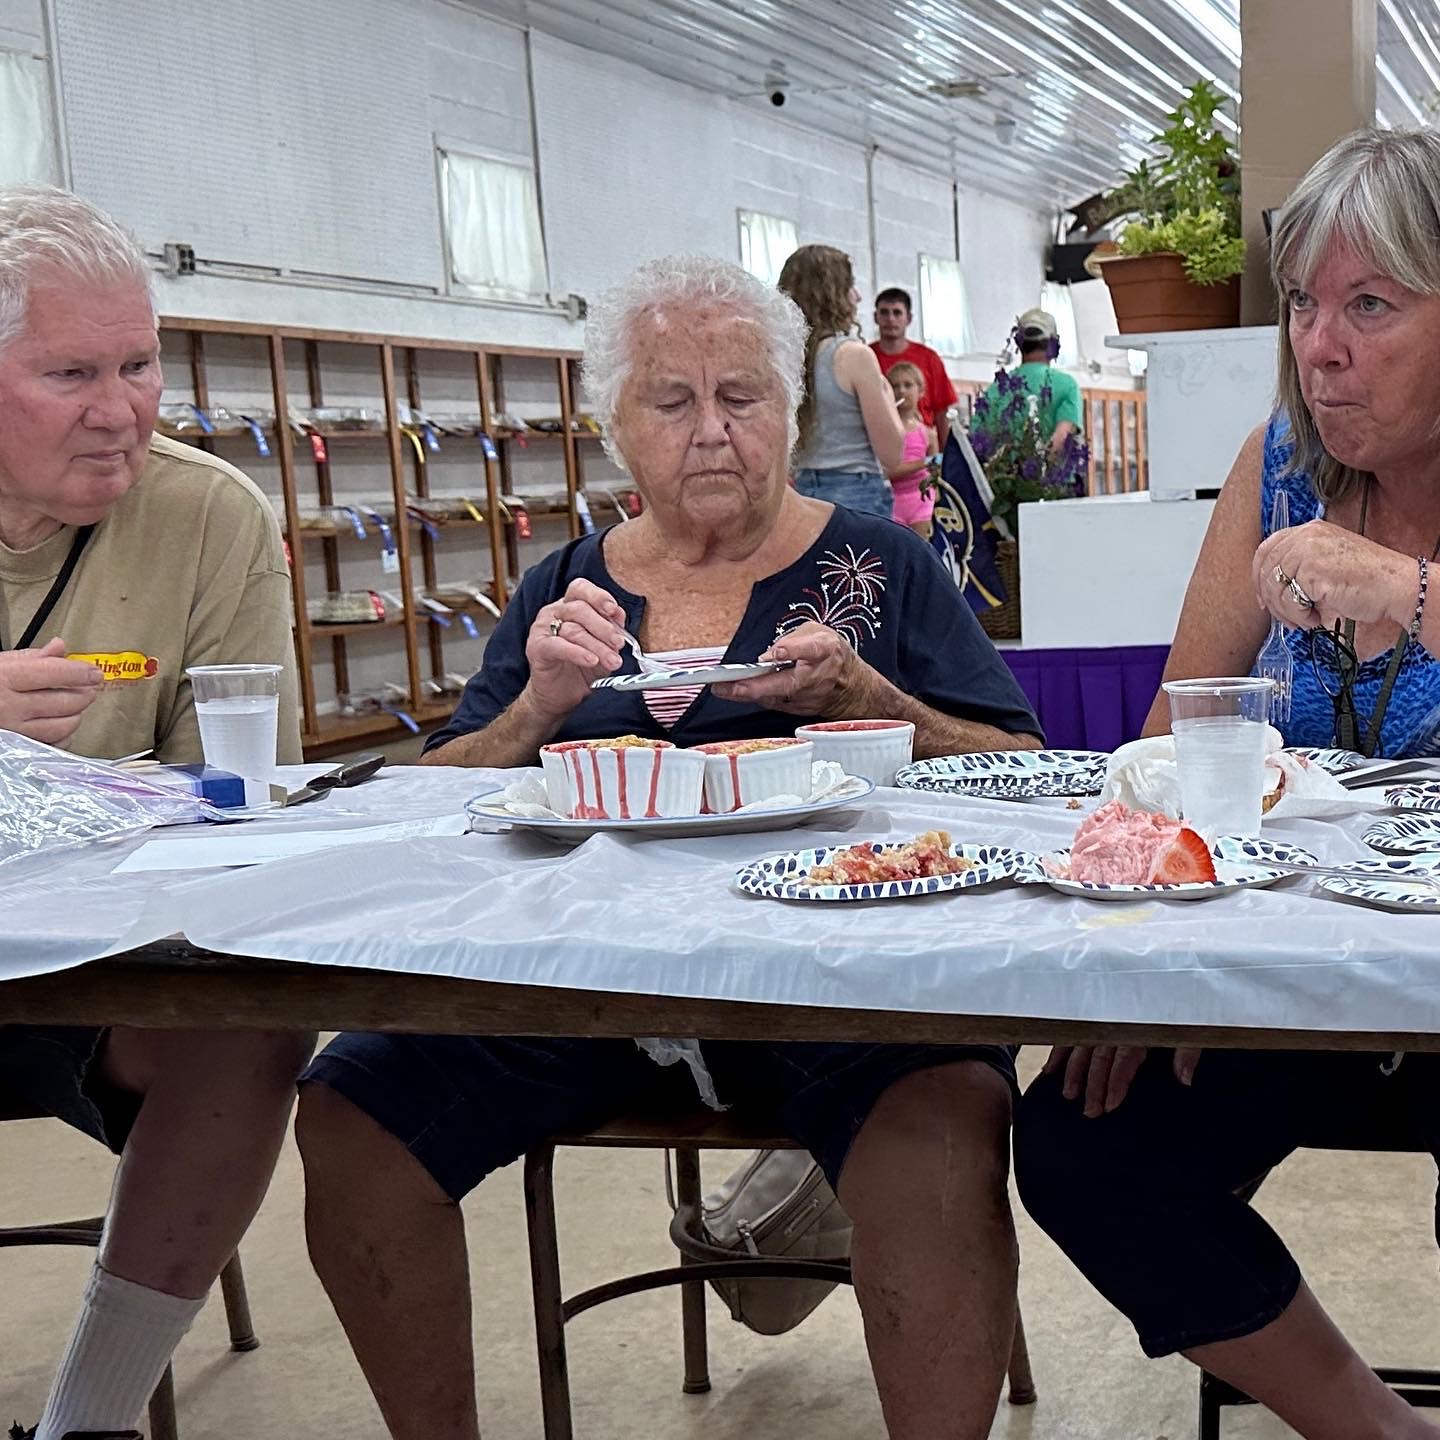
[{"x1": 1410, "y1": 555, "x2": 1430, "y2": 642}]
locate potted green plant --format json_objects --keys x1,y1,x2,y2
[{"x1": 1098, "y1": 79, "x2": 1246, "y2": 333}]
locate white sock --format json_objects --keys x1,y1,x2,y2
[{"x1": 36, "y1": 1264, "x2": 207, "y2": 1440}]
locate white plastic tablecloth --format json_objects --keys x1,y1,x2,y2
[{"x1": 6, "y1": 763, "x2": 1431, "y2": 1036}]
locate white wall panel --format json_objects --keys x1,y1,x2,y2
[
  {"x1": 426, "y1": 3, "x2": 531, "y2": 162},
  {"x1": 871, "y1": 152, "x2": 954, "y2": 307},
  {"x1": 54, "y1": 0, "x2": 444, "y2": 289},
  {"x1": 959, "y1": 191, "x2": 1051, "y2": 362},
  {"x1": 531, "y1": 29, "x2": 732, "y2": 301},
  {"x1": 732, "y1": 111, "x2": 867, "y2": 279},
  {"x1": 0, "y1": 0, "x2": 43, "y2": 53}
]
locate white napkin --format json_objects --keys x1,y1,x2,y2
[
  {"x1": 485, "y1": 760, "x2": 861, "y2": 821},
  {"x1": 1101, "y1": 730, "x2": 1384, "y2": 821}
]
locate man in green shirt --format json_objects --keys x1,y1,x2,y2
[{"x1": 981, "y1": 307, "x2": 1083, "y2": 452}]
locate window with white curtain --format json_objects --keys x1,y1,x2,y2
[
  {"x1": 918, "y1": 254, "x2": 974, "y2": 358},
  {"x1": 737, "y1": 209, "x2": 797, "y2": 287},
  {"x1": 1039, "y1": 280, "x2": 1081, "y2": 367},
  {"x1": 0, "y1": 48, "x2": 58, "y2": 188},
  {"x1": 439, "y1": 148, "x2": 548, "y2": 301}
]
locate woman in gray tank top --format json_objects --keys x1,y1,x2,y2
[{"x1": 778, "y1": 245, "x2": 904, "y2": 518}]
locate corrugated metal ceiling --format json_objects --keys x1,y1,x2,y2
[{"x1": 468, "y1": 0, "x2": 1440, "y2": 210}]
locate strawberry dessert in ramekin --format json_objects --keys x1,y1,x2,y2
[
  {"x1": 693, "y1": 737, "x2": 815, "y2": 813},
  {"x1": 539, "y1": 736, "x2": 705, "y2": 820}
]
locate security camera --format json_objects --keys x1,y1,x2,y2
[{"x1": 765, "y1": 68, "x2": 787, "y2": 107}]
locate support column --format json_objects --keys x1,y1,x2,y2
[{"x1": 1239, "y1": 0, "x2": 1376, "y2": 323}]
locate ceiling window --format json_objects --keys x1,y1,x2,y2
[
  {"x1": 0, "y1": 48, "x2": 58, "y2": 187},
  {"x1": 439, "y1": 148, "x2": 548, "y2": 301},
  {"x1": 738, "y1": 209, "x2": 797, "y2": 287},
  {"x1": 918, "y1": 254, "x2": 974, "y2": 358}
]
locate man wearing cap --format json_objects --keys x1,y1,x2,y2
[
  {"x1": 870, "y1": 286, "x2": 957, "y2": 451},
  {"x1": 981, "y1": 308, "x2": 1084, "y2": 452}
]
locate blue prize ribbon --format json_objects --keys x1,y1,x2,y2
[
  {"x1": 478, "y1": 433, "x2": 499, "y2": 462},
  {"x1": 241, "y1": 416, "x2": 271, "y2": 457},
  {"x1": 380, "y1": 704, "x2": 421, "y2": 734},
  {"x1": 428, "y1": 610, "x2": 452, "y2": 628},
  {"x1": 460, "y1": 613, "x2": 479, "y2": 638},
  {"x1": 340, "y1": 506, "x2": 368, "y2": 539},
  {"x1": 362, "y1": 507, "x2": 396, "y2": 556},
  {"x1": 190, "y1": 404, "x2": 215, "y2": 435},
  {"x1": 422, "y1": 423, "x2": 441, "y2": 454}
]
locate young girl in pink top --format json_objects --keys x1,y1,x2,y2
[{"x1": 886, "y1": 362, "x2": 939, "y2": 536}]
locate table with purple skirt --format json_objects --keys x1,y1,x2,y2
[{"x1": 999, "y1": 645, "x2": 1170, "y2": 753}]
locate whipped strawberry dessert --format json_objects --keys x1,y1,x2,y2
[{"x1": 1059, "y1": 800, "x2": 1217, "y2": 885}]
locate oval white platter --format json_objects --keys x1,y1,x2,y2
[
  {"x1": 465, "y1": 778, "x2": 874, "y2": 843},
  {"x1": 591, "y1": 660, "x2": 791, "y2": 691},
  {"x1": 1363, "y1": 814, "x2": 1440, "y2": 855},
  {"x1": 1319, "y1": 858, "x2": 1440, "y2": 913},
  {"x1": 734, "y1": 841, "x2": 1030, "y2": 903},
  {"x1": 895, "y1": 749, "x2": 1109, "y2": 800},
  {"x1": 1022, "y1": 836, "x2": 1315, "y2": 902}
]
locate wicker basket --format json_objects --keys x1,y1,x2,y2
[{"x1": 979, "y1": 539, "x2": 1020, "y2": 640}]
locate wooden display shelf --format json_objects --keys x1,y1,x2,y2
[
  {"x1": 305, "y1": 615, "x2": 409, "y2": 637},
  {"x1": 160, "y1": 316, "x2": 588, "y2": 756},
  {"x1": 303, "y1": 699, "x2": 455, "y2": 758}
]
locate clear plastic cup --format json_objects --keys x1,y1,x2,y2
[
  {"x1": 1162, "y1": 676, "x2": 1275, "y2": 838},
  {"x1": 186, "y1": 664, "x2": 282, "y2": 779}
]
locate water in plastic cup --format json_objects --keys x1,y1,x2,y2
[
  {"x1": 186, "y1": 664, "x2": 282, "y2": 779},
  {"x1": 1163, "y1": 677, "x2": 1275, "y2": 838}
]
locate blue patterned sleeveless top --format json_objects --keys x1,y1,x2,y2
[{"x1": 1258, "y1": 414, "x2": 1440, "y2": 756}]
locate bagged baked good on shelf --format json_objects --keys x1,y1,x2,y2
[{"x1": 309, "y1": 591, "x2": 388, "y2": 625}]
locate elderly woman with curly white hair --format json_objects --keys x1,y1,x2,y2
[
  {"x1": 1017, "y1": 127, "x2": 1440, "y2": 1440},
  {"x1": 295, "y1": 254, "x2": 1042, "y2": 1440}
]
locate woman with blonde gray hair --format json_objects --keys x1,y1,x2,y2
[{"x1": 1016, "y1": 126, "x2": 1440, "y2": 1440}]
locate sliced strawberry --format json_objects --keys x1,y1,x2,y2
[{"x1": 1147, "y1": 828, "x2": 1217, "y2": 885}]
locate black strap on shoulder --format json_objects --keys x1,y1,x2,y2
[{"x1": 4, "y1": 525, "x2": 96, "y2": 652}]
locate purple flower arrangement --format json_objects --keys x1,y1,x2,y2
[{"x1": 966, "y1": 360, "x2": 1089, "y2": 537}]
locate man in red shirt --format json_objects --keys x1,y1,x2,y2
[{"x1": 871, "y1": 287, "x2": 958, "y2": 451}]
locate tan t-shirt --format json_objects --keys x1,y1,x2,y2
[{"x1": 0, "y1": 435, "x2": 302, "y2": 765}]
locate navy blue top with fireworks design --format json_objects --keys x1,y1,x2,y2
[{"x1": 426, "y1": 506, "x2": 1041, "y2": 753}]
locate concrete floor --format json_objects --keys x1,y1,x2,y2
[{"x1": 4, "y1": 1052, "x2": 1440, "y2": 1437}]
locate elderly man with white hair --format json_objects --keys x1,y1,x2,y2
[
  {"x1": 0, "y1": 185, "x2": 313, "y2": 1440},
  {"x1": 296, "y1": 254, "x2": 1043, "y2": 1440}
]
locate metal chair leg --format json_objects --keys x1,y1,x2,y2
[
  {"x1": 1198, "y1": 1371, "x2": 1222, "y2": 1440},
  {"x1": 524, "y1": 1145, "x2": 574, "y2": 1440},
  {"x1": 1006, "y1": 1307, "x2": 1037, "y2": 1405},
  {"x1": 219, "y1": 1252, "x2": 259, "y2": 1352},
  {"x1": 673, "y1": 1146, "x2": 711, "y2": 1395},
  {"x1": 147, "y1": 1363, "x2": 179, "y2": 1440}
]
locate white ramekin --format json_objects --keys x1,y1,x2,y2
[
  {"x1": 694, "y1": 737, "x2": 815, "y2": 813},
  {"x1": 793, "y1": 719, "x2": 916, "y2": 786},
  {"x1": 539, "y1": 739, "x2": 706, "y2": 820}
]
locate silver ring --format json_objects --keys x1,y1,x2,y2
[
  {"x1": 1286, "y1": 576, "x2": 1315, "y2": 610},
  {"x1": 1272, "y1": 565, "x2": 1288, "y2": 587},
  {"x1": 548, "y1": 617, "x2": 563, "y2": 637}
]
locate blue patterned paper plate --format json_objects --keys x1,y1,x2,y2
[
  {"x1": 1319, "y1": 857, "x2": 1440, "y2": 912},
  {"x1": 895, "y1": 749, "x2": 1108, "y2": 800},
  {"x1": 1385, "y1": 782, "x2": 1440, "y2": 814},
  {"x1": 1285, "y1": 746, "x2": 1370, "y2": 776},
  {"x1": 734, "y1": 841, "x2": 1029, "y2": 902},
  {"x1": 1363, "y1": 814, "x2": 1440, "y2": 855},
  {"x1": 1021, "y1": 836, "x2": 1311, "y2": 902}
]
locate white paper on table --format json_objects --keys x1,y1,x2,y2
[{"x1": 111, "y1": 813, "x2": 470, "y2": 873}]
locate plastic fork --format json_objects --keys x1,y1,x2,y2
[
  {"x1": 1256, "y1": 487, "x2": 1294, "y2": 724},
  {"x1": 621, "y1": 628, "x2": 666, "y2": 674}
]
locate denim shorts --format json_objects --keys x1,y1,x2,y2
[
  {"x1": 793, "y1": 468, "x2": 894, "y2": 518},
  {"x1": 304, "y1": 1035, "x2": 1018, "y2": 1202},
  {"x1": 0, "y1": 1025, "x2": 138, "y2": 1152}
]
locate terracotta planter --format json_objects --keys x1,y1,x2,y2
[
  {"x1": 979, "y1": 539, "x2": 1020, "y2": 641},
  {"x1": 1100, "y1": 251, "x2": 1240, "y2": 334}
]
